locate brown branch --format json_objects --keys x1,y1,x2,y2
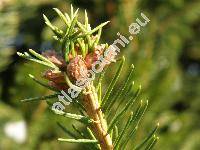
[{"x1": 83, "y1": 83, "x2": 113, "y2": 150}]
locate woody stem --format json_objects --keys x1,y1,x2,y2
[{"x1": 83, "y1": 83, "x2": 113, "y2": 150}]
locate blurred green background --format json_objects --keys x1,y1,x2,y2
[{"x1": 0, "y1": 0, "x2": 199, "y2": 149}]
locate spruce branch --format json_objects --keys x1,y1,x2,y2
[{"x1": 17, "y1": 5, "x2": 159, "y2": 150}]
